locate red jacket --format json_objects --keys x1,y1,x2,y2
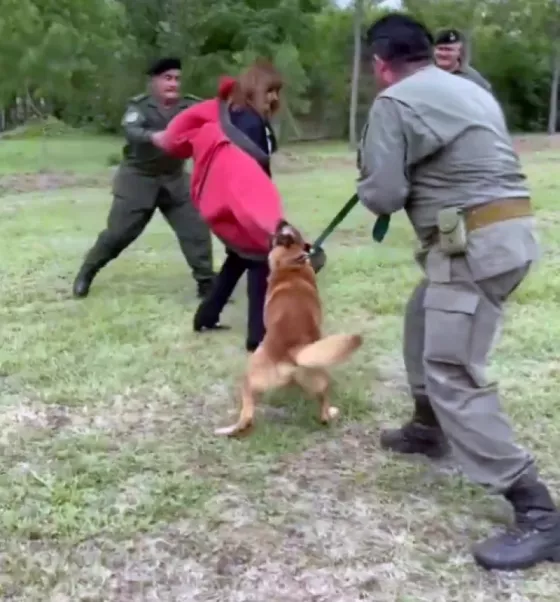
[{"x1": 159, "y1": 80, "x2": 284, "y2": 257}]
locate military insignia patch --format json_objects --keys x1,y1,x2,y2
[{"x1": 123, "y1": 110, "x2": 140, "y2": 124}]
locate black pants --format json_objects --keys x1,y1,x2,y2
[{"x1": 195, "y1": 250, "x2": 269, "y2": 351}]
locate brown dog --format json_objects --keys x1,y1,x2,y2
[{"x1": 215, "y1": 219, "x2": 363, "y2": 437}]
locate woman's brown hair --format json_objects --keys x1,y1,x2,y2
[{"x1": 229, "y1": 59, "x2": 283, "y2": 116}]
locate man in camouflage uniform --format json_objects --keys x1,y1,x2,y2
[
  {"x1": 72, "y1": 57, "x2": 215, "y2": 300},
  {"x1": 357, "y1": 13, "x2": 560, "y2": 571},
  {"x1": 434, "y1": 28, "x2": 492, "y2": 91}
]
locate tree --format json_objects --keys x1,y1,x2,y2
[
  {"x1": 349, "y1": 0, "x2": 365, "y2": 148},
  {"x1": 545, "y1": 0, "x2": 560, "y2": 134}
]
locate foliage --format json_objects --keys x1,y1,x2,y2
[
  {"x1": 1, "y1": 0, "x2": 559, "y2": 136},
  {"x1": 403, "y1": 0, "x2": 559, "y2": 131}
]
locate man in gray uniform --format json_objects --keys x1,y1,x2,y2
[
  {"x1": 358, "y1": 13, "x2": 560, "y2": 571},
  {"x1": 434, "y1": 28, "x2": 492, "y2": 91}
]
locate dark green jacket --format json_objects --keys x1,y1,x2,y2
[
  {"x1": 111, "y1": 93, "x2": 199, "y2": 206},
  {"x1": 120, "y1": 93, "x2": 197, "y2": 176}
]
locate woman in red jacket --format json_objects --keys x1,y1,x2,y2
[
  {"x1": 154, "y1": 61, "x2": 325, "y2": 352},
  {"x1": 193, "y1": 61, "x2": 283, "y2": 351}
]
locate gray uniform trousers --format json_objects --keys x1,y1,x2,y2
[{"x1": 403, "y1": 254, "x2": 535, "y2": 493}]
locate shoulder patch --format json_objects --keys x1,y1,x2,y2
[{"x1": 122, "y1": 108, "x2": 142, "y2": 125}]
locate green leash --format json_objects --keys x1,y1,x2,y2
[
  {"x1": 309, "y1": 193, "x2": 360, "y2": 253},
  {"x1": 309, "y1": 193, "x2": 391, "y2": 256}
]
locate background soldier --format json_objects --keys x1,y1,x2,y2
[
  {"x1": 434, "y1": 28, "x2": 492, "y2": 91},
  {"x1": 72, "y1": 57, "x2": 216, "y2": 300},
  {"x1": 358, "y1": 13, "x2": 560, "y2": 571}
]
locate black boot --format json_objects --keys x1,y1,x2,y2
[
  {"x1": 196, "y1": 275, "x2": 234, "y2": 303},
  {"x1": 472, "y1": 474, "x2": 560, "y2": 571},
  {"x1": 379, "y1": 394, "x2": 449, "y2": 459},
  {"x1": 193, "y1": 297, "x2": 231, "y2": 332},
  {"x1": 72, "y1": 264, "x2": 100, "y2": 298},
  {"x1": 196, "y1": 277, "x2": 215, "y2": 300}
]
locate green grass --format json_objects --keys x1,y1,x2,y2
[
  {"x1": 0, "y1": 133, "x2": 123, "y2": 174},
  {"x1": 1, "y1": 134, "x2": 560, "y2": 600}
]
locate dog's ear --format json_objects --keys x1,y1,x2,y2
[
  {"x1": 275, "y1": 219, "x2": 290, "y2": 233},
  {"x1": 272, "y1": 219, "x2": 298, "y2": 248}
]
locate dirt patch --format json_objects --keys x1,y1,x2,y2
[
  {"x1": 0, "y1": 171, "x2": 111, "y2": 197},
  {"x1": 0, "y1": 153, "x2": 353, "y2": 197},
  {"x1": 273, "y1": 152, "x2": 355, "y2": 174},
  {"x1": 0, "y1": 383, "x2": 233, "y2": 449},
  {"x1": 513, "y1": 133, "x2": 560, "y2": 155}
]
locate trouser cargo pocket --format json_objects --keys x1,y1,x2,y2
[
  {"x1": 423, "y1": 284, "x2": 479, "y2": 366},
  {"x1": 423, "y1": 283, "x2": 501, "y2": 387}
]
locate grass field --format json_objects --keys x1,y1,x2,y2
[{"x1": 1, "y1": 132, "x2": 560, "y2": 601}]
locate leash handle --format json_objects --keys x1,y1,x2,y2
[{"x1": 372, "y1": 214, "x2": 391, "y2": 242}]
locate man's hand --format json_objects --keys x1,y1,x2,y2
[{"x1": 151, "y1": 131, "x2": 168, "y2": 149}]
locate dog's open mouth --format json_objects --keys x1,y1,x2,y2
[
  {"x1": 271, "y1": 220, "x2": 304, "y2": 249},
  {"x1": 270, "y1": 220, "x2": 325, "y2": 273}
]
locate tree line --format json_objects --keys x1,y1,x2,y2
[{"x1": 1, "y1": 0, "x2": 559, "y2": 141}]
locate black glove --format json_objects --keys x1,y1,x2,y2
[{"x1": 306, "y1": 244, "x2": 327, "y2": 274}]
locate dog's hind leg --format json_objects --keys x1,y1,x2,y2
[{"x1": 294, "y1": 368, "x2": 339, "y2": 424}]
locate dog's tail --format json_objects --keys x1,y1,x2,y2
[{"x1": 293, "y1": 334, "x2": 363, "y2": 369}]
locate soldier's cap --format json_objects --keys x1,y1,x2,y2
[
  {"x1": 146, "y1": 57, "x2": 182, "y2": 77},
  {"x1": 365, "y1": 13, "x2": 433, "y2": 64},
  {"x1": 434, "y1": 29, "x2": 463, "y2": 45}
]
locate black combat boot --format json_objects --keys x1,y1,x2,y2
[
  {"x1": 379, "y1": 394, "x2": 449, "y2": 459},
  {"x1": 472, "y1": 474, "x2": 560, "y2": 571},
  {"x1": 193, "y1": 295, "x2": 231, "y2": 333},
  {"x1": 196, "y1": 275, "x2": 234, "y2": 303},
  {"x1": 196, "y1": 276, "x2": 215, "y2": 299},
  {"x1": 72, "y1": 263, "x2": 101, "y2": 298}
]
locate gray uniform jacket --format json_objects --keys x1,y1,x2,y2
[{"x1": 357, "y1": 64, "x2": 539, "y2": 283}]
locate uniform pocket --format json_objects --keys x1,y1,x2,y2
[
  {"x1": 423, "y1": 284, "x2": 479, "y2": 366},
  {"x1": 423, "y1": 283, "x2": 501, "y2": 387}
]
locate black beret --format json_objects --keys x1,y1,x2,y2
[
  {"x1": 146, "y1": 57, "x2": 182, "y2": 76},
  {"x1": 365, "y1": 13, "x2": 433, "y2": 63},
  {"x1": 434, "y1": 29, "x2": 463, "y2": 45}
]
